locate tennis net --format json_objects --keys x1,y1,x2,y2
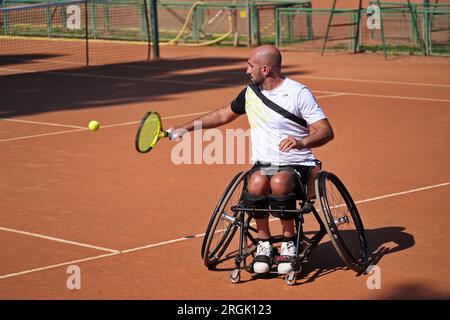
[{"x1": 0, "y1": 0, "x2": 153, "y2": 75}]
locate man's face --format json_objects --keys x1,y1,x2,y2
[{"x1": 246, "y1": 55, "x2": 267, "y2": 86}]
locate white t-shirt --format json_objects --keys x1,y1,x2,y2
[{"x1": 231, "y1": 77, "x2": 327, "y2": 166}]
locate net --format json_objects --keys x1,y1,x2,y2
[
  {"x1": 0, "y1": 0, "x2": 89, "y2": 74},
  {"x1": 424, "y1": 8, "x2": 450, "y2": 55},
  {"x1": 0, "y1": 0, "x2": 153, "y2": 75},
  {"x1": 276, "y1": 8, "x2": 358, "y2": 51}
]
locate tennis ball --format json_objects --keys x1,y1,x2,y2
[{"x1": 88, "y1": 120, "x2": 100, "y2": 131}]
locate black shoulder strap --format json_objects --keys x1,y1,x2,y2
[{"x1": 248, "y1": 84, "x2": 308, "y2": 128}]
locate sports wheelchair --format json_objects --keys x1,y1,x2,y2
[{"x1": 201, "y1": 162, "x2": 369, "y2": 285}]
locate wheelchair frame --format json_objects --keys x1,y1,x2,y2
[{"x1": 201, "y1": 165, "x2": 368, "y2": 286}]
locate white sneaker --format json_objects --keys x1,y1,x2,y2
[
  {"x1": 277, "y1": 241, "x2": 297, "y2": 274},
  {"x1": 253, "y1": 241, "x2": 273, "y2": 274}
]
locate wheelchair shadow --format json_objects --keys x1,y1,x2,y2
[
  {"x1": 208, "y1": 226, "x2": 415, "y2": 285},
  {"x1": 298, "y1": 226, "x2": 415, "y2": 285}
]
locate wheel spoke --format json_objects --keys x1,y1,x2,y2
[{"x1": 318, "y1": 171, "x2": 368, "y2": 271}]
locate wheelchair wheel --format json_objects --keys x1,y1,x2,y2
[
  {"x1": 315, "y1": 171, "x2": 368, "y2": 272},
  {"x1": 201, "y1": 171, "x2": 247, "y2": 268}
]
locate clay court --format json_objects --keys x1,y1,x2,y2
[{"x1": 0, "y1": 41, "x2": 449, "y2": 299}]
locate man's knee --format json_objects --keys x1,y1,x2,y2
[
  {"x1": 270, "y1": 171, "x2": 295, "y2": 195},
  {"x1": 247, "y1": 171, "x2": 270, "y2": 195}
]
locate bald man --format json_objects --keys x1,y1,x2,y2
[{"x1": 169, "y1": 45, "x2": 334, "y2": 275}]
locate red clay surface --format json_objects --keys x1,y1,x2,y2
[{"x1": 0, "y1": 45, "x2": 449, "y2": 300}]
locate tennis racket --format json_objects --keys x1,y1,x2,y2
[{"x1": 135, "y1": 111, "x2": 175, "y2": 153}]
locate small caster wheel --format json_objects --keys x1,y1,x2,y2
[
  {"x1": 230, "y1": 269, "x2": 240, "y2": 284},
  {"x1": 285, "y1": 271, "x2": 297, "y2": 286}
]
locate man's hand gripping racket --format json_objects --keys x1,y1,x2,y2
[{"x1": 135, "y1": 111, "x2": 182, "y2": 153}]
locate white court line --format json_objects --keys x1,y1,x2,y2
[
  {"x1": 101, "y1": 94, "x2": 340, "y2": 129},
  {"x1": 43, "y1": 72, "x2": 450, "y2": 103},
  {"x1": 100, "y1": 111, "x2": 213, "y2": 129},
  {"x1": 0, "y1": 226, "x2": 120, "y2": 254},
  {"x1": 0, "y1": 252, "x2": 119, "y2": 280},
  {"x1": 0, "y1": 118, "x2": 85, "y2": 129},
  {"x1": 0, "y1": 128, "x2": 86, "y2": 142},
  {"x1": 0, "y1": 111, "x2": 214, "y2": 142},
  {"x1": 83, "y1": 63, "x2": 450, "y2": 89},
  {"x1": 318, "y1": 91, "x2": 450, "y2": 103},
  {"x1": 50, "y1": 71, "x2": 228, "y2": 87},
  {"x1": 0, "y1": 181, "x2": 448, "y2": 281},
  {"x1": 3, "y1": 67, "x2": 449, "y2": 103},
  {"x1": 354, "y1": 182, "x2": 450, "y2": 205},
  {"x1": 0, "y1": 94, "x2": 341, "y2": 143},
  {"x1": 121, "y1": 236, "x2": 204, "y2": 254},
  {"x1": 297, "y1": 75, "x2": 450, "y2": 88}
]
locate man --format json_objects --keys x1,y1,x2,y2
[{"x1": 169, "y1": 45, "x2": 334, "y2": 275}]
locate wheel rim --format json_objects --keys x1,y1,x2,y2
[
  {"x1": 203, "y1": 172, "x2": 247, "y2": 266},
  {"x1": 317, "y1": 172, "x2": 368, "y2": 270}
]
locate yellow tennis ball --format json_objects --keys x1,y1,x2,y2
[{"x1": 88, "y1": 120, "x2": 100, "y2": 131}]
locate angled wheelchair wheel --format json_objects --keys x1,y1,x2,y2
[
  {"x1": 315, "y1": 171, "x2": 368, "y2": 272},
  {"x1": 201, "y1": 171, "x2": 247, "y2": 268}
]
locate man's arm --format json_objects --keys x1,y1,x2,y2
[
  {"x1": 279, "y1": 118, "x2": 334, "y2": 152},
  {"x1": 169, "y1": 104, "x2": 241, "y2": 137}
]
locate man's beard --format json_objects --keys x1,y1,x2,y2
[{"x1": 250, "y1": 75, "x2": 263, "y2": 86}]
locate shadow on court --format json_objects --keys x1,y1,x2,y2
[
  {"x1": 0, "y1": 54, "x2": 63, "y2": 67},
  {"x1": 0, "y1": 56, "x2": 309, "y2": 118},
  {"x1": 207, "y1": 226, "x2": 415, "y2": 285}
]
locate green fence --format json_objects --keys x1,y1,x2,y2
[
  {"x1": 275, "y1": 6, "x2": 450, "y2": 56},
  {"x1": 1, "y1": 0, "x2": 312, "y2": 45},
  {"x1": 2, "y1": 0, "x2": 448, "y2": 55}
]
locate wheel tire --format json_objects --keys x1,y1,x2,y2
[
  {"x1": 315, "y1": 171, "x2": 368, "y2": 272},
  {"x1": 202, "y1": 171, "x2": 247, "y2": 268}
]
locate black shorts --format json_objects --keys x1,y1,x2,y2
[{"x1": 247, "y1": 161, "x2": 316, "y2": 199}]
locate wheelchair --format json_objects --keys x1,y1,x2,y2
[{"x1": 201, "y1": 161, "x2": 369, "y2": 285}]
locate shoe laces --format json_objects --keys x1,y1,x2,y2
[
  {"x1": 281, "y1": 241, "x2": 296, "y2": 256},
  {"x1": 256, "y1": 241, "x2": 272, "y2": 256}
]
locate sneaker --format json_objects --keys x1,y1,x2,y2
[
  {"x1": 277, "y1": 241, "x2": 297, "y2": 274},
  {"x1": 253, "y1": 241, "x2": 273, "y2": 274}
]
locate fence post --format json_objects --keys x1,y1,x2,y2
[
  {"x1": 140, "y1": 1, "x2": 146, "y2": 40},
  {"x1": 252, "y1": 5, "x2": 259, "y2": 45},
  {"x1": 85, "y1": 0, "x2": 89, "y2": 67},
  {"x1": 91, "y1": 0, "x2": 97, "y2": 39},
  {"x1": 192, "y1": 4, "x2": 199, "y2": 43},
  {"x1": 409, "y1": 4, "x2": 417, "y2": 44},
  {"x1": 423, "y1": 8, "x2": 431, "y2": 55},
  {"x1": 103, "y1": 1, "x2": 110, "y2": 32},
  {"x1": 46, "y1": 0, "x2": 51, "y2": 36},
  {"x1": 307, "y1": 8, "x2": 313, "y2": 40},
  {"x1": 3, "y1": 10, "x2": 9, "y2": 35},
  {"x1": 350, "y1": 11, "x2": 356, "y2": 52},
  {"x1": 150, "y1": 0, "x2": 160, "y2": 59},
  {"x1": 275, "y1": 8, "x2": 280, "y2": 46},
  {"x1": 287, "y1": 10, "x2": 293, "y2": 42}
]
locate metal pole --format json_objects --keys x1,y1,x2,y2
[
  {"x1": 321, "y1": 0, "x2": 337, "y2": 55},
  {"x1": 85, "y1": 0, "x2": 89, "y2": 67},
  {"x1": 246, "y1": 0, "x2": 251, "y2": 46},
  {"x1": 143, "y1": 0, "x2": 151, "y2": 61},
  {"x1": 150, "y1": 0, "x2": 160, "y2": 60},
  {"x1": 353, "y1": 0, "x2": 363, "y2": 53},
  {"x1": 376, "y1": 0, "x2": 388, "y2": 59}
]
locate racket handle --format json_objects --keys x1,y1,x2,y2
[{"x1": 166, "y1": 128, "x2": 181, "y2": 140}]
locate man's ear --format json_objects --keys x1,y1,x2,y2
[{"x1": 263, "y1": 65, "x2": 271, "y2": 77}]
